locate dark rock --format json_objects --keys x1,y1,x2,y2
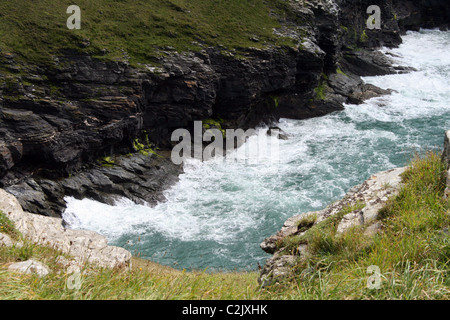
[
  {"x1": 5, "y1": 179, "x2": 62, "y2": 217},
  {"x1": 1, "y1": 0, "x2": 449, "y2": 217},
  {"x1": 6, "y1": 150, "x2": 182, "y2": 217},
  {"x1": 267, "y1": 127, "x2": 289, "y2": 140},
  {"x1": 327, "y1": 71, "x2": 392, "y2": 105},
  {"x1": 394, "y1": 0, "x2": 450, "y2": 32},
  {"x1": 341, "y1": 49, "x2": 398, "y2": 77}
]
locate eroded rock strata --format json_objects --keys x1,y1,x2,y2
[
  {"x1": 0, "y1": 0, "x2": 449, "y2": 217},
  {"x1": 258, "y1": 166, "x2": 406, "y2": 286},
  {"x1": 259, "y1": 130, "x2": 450, "y2": 286},
  {"x1": 0, "y1": 188, "x2": 131, "y2": 269}
]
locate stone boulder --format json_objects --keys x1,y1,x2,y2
[
  {"x1": 0, "y1": 188, "x2": 132, "y2": 269},
  {"x1": 8, "y1": 259, "x2": 50, "y2": 278},
  {"x1": 259, "y1": 166, "x2": 406, "y2": 286}
]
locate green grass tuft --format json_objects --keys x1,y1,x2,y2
[
  {"x1": 0, "y1": 0, "x2": 297, "y2": 68},
  {"x1": 1, "y1": 153, "x2": 449, "y2": 300}
]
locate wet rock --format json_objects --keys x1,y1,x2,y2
[
  {"x1": 341, "y1": 49, "x2": 399, "y2": 77},
  {"x1": 267, "y1": 127, "x2": 289, "y2": 140}
]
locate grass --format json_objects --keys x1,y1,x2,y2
[
  {"x1": 281, "y1": 151, "x2": 450, "y2": 299},
  {"x1": 0, "y1": 210, "x2": 263, "y2": 300},
  {"x1": 279, "y1": 201, "x2": 366, "y2": 256},
  {"x1": 336, "y1": 67, "x2": 347, "y2": 77},
  {"x1": 314, "y1": 79, "x2": 328, "y2": 101},
  {"x1": 0, "y1": 211, "x2": 19, "y2": 239},
  {"x1": 0, "y1": 257, "x2": 262, "y2": 300},
  {"x1": 0, "y1": 0, "x2": 298, "y2": 68},
  {"x1": 1, "y1": 151, "x2": 449, "y2": 299}
]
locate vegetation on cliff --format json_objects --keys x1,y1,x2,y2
[
  {"x1": 0, "y1": 0, "x2": 296, "y2": 67},
  {"x1": 280, "y1": 151, "x2": 450, "y2": 299},
  {"x1": 1, "y1": 0, "x2": 449, "y2": 300},
  {"x1": 1, "y1": 152, "x2": 449, "y2": 299}
]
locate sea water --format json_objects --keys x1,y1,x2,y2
[{"x1": 63, "y1": 30, "x2": 450, "y2": 271}]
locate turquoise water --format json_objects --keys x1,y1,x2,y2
[{"x1": 63, "y1": 30, "x2": 450, "y2": 271}]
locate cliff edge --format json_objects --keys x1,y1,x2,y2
[{"x1": 1, "y1": 0, "x2": 449, "y2": 216}]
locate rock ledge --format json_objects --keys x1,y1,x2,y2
[
  {"x1": 0, "y1": 188, "x2": 131, "y2": 270},
  {"x1": 259, "y1": 166, "x2": 406, "y2": 286}
]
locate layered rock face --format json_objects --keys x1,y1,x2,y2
[{"x1": 1, "y1": 0, "x2": 449, "y2": 217}]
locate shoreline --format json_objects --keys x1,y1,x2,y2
[
  {"x1": 0, "y1": 37, "x2": 419, "y2": 273},
  {"x1": 1, "y1": 1, "x2": 450, "y2": 277}
]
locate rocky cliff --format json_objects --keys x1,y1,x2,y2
[
  {"x1": 0, "y1": 188, "x2": 131, "y2": 269},
  {"x1": 1, "y1": 0, "x2": 449, "y2": 216},
  {"x1": 258, "y1": 166, "x2": 407, "y2": 286},
  {"x1": 258, "y1": 130, "x2": 450, "y2": 286}
]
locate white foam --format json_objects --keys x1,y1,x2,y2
[
  {"x1": 63, "y1": 30, "x2": 450, "y2": 270},
  {"x1": 63, "y1": 127, "x2": 289, "y2": 246}
]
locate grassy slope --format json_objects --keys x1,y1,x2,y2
[
  {"x1": 0, "y1": 1, "x2": 449, "y2": 300},
  {"x1": 280, "y1": 151, "x2": 450, "y2": 299},
  {"x1": 0, "y1": 0, "x2": 296, "y2": 67},
  {"x1": 1, "y1": 151, "x2": 449, "y2": 299}
]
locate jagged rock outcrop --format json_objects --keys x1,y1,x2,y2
[
  {"x1": 259, "y1": 166, "x2": 406, "y2": 286},
  {"x1": 259, "y1": 128, "x2": 450, "y2": 286},
  {"x1": 5, "y1": 151, "x2": 182, "y2": 217},
  {"x1": 0, "y1": 0, "x2": 449, "y2": 217},
  {"x1": 0, "y1": 188, "x2": 132, "y2": 269},
  {"x1": 394, "y1": 0, "x2": 450, "y2": 32}
]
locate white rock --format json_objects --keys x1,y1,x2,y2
[
  {"x1": 336, "y1": 211, "x2": 364, "y2": 234},
  {"x1": 8, "y1": 259, "x2": 50, "y2": 277},
  {"x1": 0, "y1": 233, "x2": 14, "y2": 247},
  {"x1": 364, "y1": 222, "x2": 383, "y2": 237},
  {"x1": 0, "y1": 189, "x2": 132, "y2": 269},
  {"x1": 336, "y1": 167, "x2": 406, "y2": 234}
]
